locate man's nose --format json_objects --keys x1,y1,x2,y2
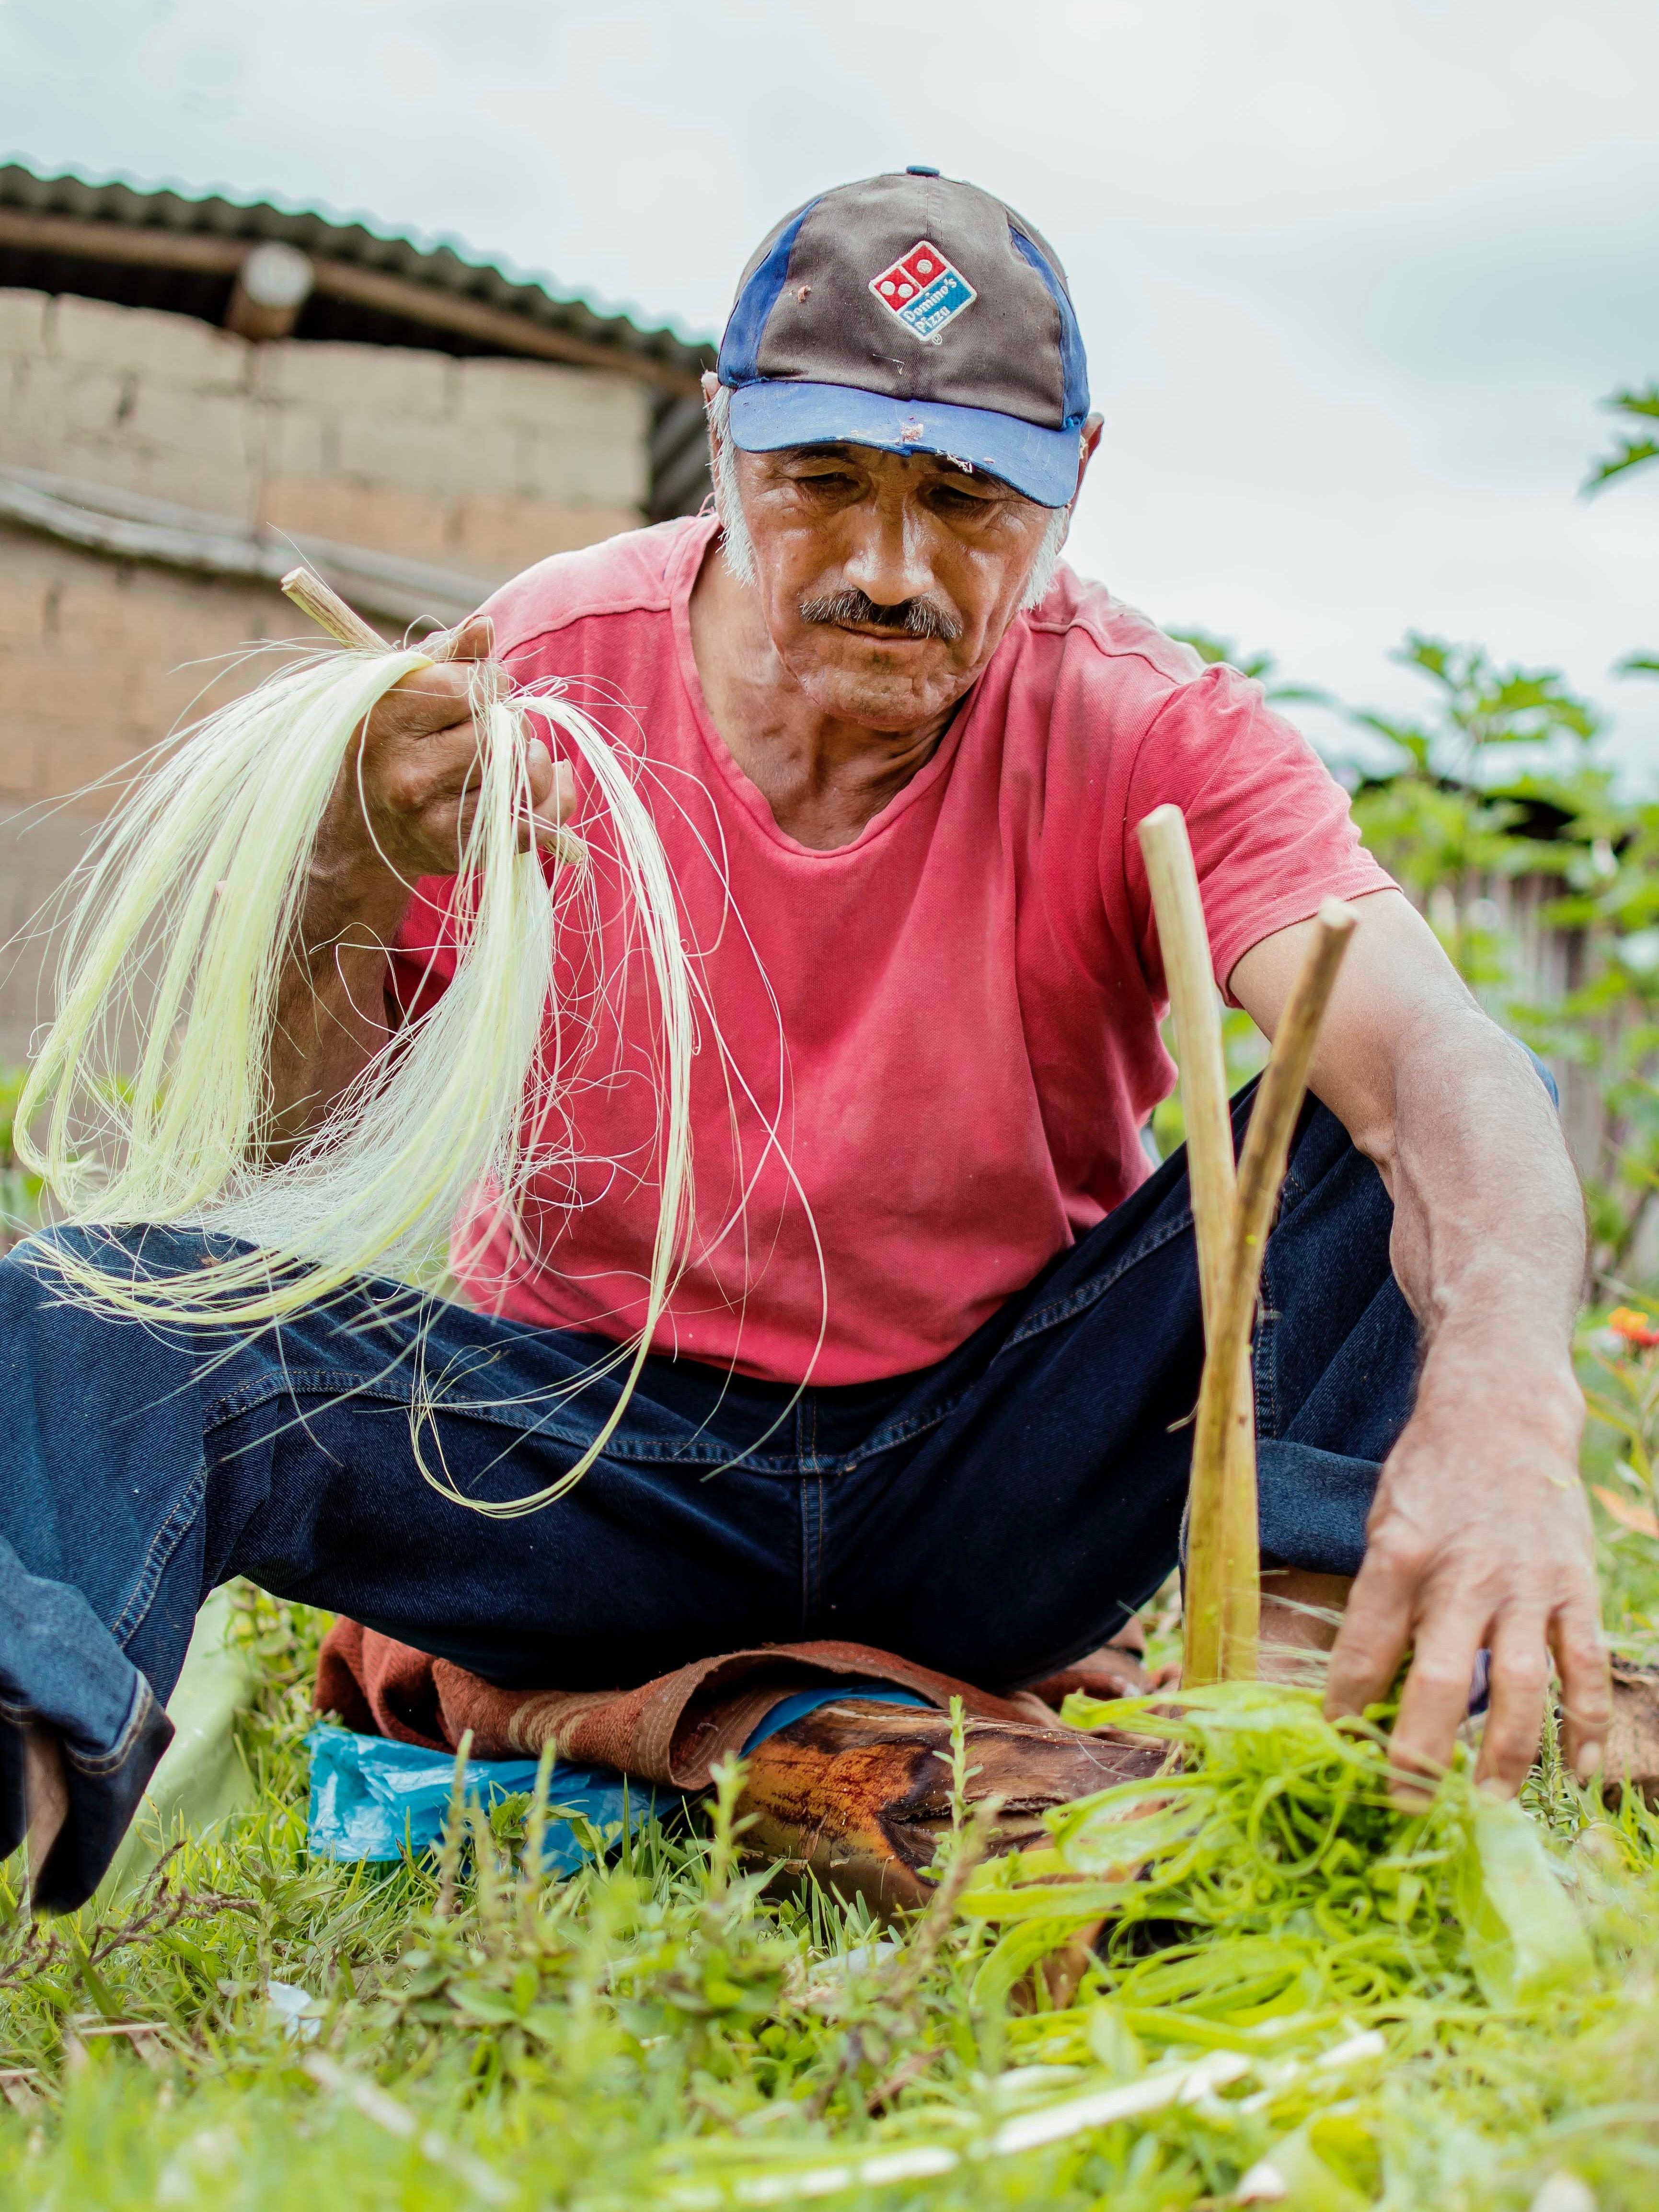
[{"x1": 841, "y1": 492, "x2": 936, "y2": 609}]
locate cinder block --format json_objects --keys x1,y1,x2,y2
[
  {"x1": 259, "y1": 474, "x2": 452, "y2": 562},
  {"x1": 126, "y1": 380, "x2": 254, "y2": 469},
  {"x1": 334, "y1": 412, "x2": 521, "y2": 499},
  {"x1": 33, "y1": 723, "x2": 147, "y2": 803},
  {"x1": 518, "y1": 422, "x2": 650, "y2": 507},
  {"x1": 0, "y1": 359, "x2": 132, "y2": 468},
  {"x1": 0, "y1": 355, "x2": 258, "y2": 517},
  {"x1": 454, "y1": 358, "x2": 645, "y2": 435},
  {"x1": 0, "y1": 358, "x2": 56, "y2": 469},
  {"x1": 262, "y1": 340, "x2": 453, "y2": 421},
  {"x1": 0, "y1": 724, "x2": 40, "y2": 806},
  {"x1": 449, "y1": 495, "x2": 640, "y2": 581},
  {"x1": 0, "y1": 288, "x2": 48, "y2": 358},
  {"x1": 48, "y1": 576, "x2": 139, "y2": 653},
  {"x1": 54, "y1": 295, "x2": 250, "y2": 393},
  {"x1": 0, "y1": 578, "x2": 47, "y2": 647},
  {"x1": 0, "y1": 644, "x2": 110, "y2": 717},
  {"x1": 57, "y1": 576, "x2": 258, "y2": 674},
  {"x1": 455, "y1": 362, "x2": 649, "y2": 503},
  {"x1": 73, "y1": 383, "x2": 261, "y2": 520},
  {"x1": 252, "y1": 401, "x2": 333, "y2": 484}
]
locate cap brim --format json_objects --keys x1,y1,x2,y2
[{"x1": 726, "y1": 381, "x2": 1079, "y2": 508}]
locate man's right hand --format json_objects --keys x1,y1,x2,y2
[
  {"x1": 270, "y1": 611, "x2": 574, "y2": 1149},
  {"x1": 309, "y1": 611, "x2": 576, "y2": 929}
]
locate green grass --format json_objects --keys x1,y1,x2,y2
[{"x1": 5, "y1": 1340, "x2": 1659, "y2": 2210}]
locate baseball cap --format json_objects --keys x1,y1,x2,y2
[{"x1": 717, "y1": 167, "x2": 1091, "y2": 510}]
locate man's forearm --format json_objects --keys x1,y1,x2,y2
[
  {"x1": 265, "y1": 857, "x2": 409, "y2": 1156},
  {"x1": 1241, "y1": 892, "x2": 1586, "y2": 1382},
  {"x1": 1363, "y1": 992, "x2": 1585, "y2": 1394}
]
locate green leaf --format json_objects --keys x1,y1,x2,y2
[
  {"x1": 1455, "y1": 1791, "x2": 1590, "y2": 2006},
  {"x1": 449, "y1": 1983, "x2": 528, "y2": 2025},
  {"x1": 1586, "y1": 437, "x2": 1659, "y2": 493},
  {"x1": 1248, "y1": 2114, "x2": 1377, "y2": 2212}
]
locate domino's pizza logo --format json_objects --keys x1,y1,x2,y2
[{"x1": 869, "y1": 240, "x2": 978, "y2": 342}]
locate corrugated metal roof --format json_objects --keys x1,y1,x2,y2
[
  {"x1": 0, "y1": 160, "x2": 716, "y2": 384},
  {"x1": 0, "y1": 160, "x2": 716, "y2": 518}
]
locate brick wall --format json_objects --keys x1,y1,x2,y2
[
  {"x1": 1, "y1": 288, "x2": 650, "y2": 570},
  {"x1": 0, "y1": 529, "x2": 299, "y2": 1059},
  {"x1": 0, "y1": 288, "x2": 648, "y2": 570},
  {"x1": 0, "y1": 286, "x2": 657, "y2": 1065}
]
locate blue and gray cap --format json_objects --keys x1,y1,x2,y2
[{"x1": 718, "y1": 167, "x2": 1091, "y2": 510}]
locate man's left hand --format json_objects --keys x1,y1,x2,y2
[{"x1": 1322, "y1": 1352, "x2": 1610, "y2": 1797}]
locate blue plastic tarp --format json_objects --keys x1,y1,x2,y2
[
  {"x1": 307, "y1": 1725, "x2": 653, "y2": 1873},
  {"x1": 307, "y1": 1683, "x2": 931, "y2": 1871}
]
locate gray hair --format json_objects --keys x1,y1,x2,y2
[{"x1": 707, "y1": 384, "x2": 1073, "y2": 612}]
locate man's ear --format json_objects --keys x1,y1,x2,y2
[
  {"x1": 1074, "y1": 412, "x2": 1105, "y2": 498},
  {"x1": 702, "y1": 371, "x2": 729, "y2": 473}
]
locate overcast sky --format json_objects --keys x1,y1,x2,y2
[{"x1": 5, "y1": 0, "x2": 1659, "y2": 775}]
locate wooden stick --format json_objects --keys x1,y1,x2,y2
[
  {"x1": 1137, "y1": 806, "x2": 1253, "y2": 1686},
  {"x1": 1137, "y1": 807, "x2": 1236, "y2": 1329},
  {"x1": 1189, "y1": 898, "x2": 1357, "y2": 1679},
  {"x1": 281, "y1": 565, "x2": 388, "y2": 652}
]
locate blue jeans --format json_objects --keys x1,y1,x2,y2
[{"x1": 0, "y1": 1086, "x2": 1417, "y2": 1907}]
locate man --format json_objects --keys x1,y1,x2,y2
[{"x1": 1, "y1": 169, "x2": 1607, "y2": 1909}]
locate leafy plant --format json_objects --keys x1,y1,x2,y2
[
  {"x1": 1584, "y1": 383, "x2": 1659, "y2": 495},
  {"x1": 1166, "y1": 626, "x2": 1330, "y2": 708}
]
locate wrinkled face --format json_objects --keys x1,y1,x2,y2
[{"x1": 729, "y1": 441, "x2": 1065, "y2": 731}]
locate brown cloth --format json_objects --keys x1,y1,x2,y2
[
  {"x1": 313, "y1": 1619, "x2": 1132, "y2": 1791},
  {"x1": 314, "y1": 1620, "x2": 1164, "y2": 1923}
]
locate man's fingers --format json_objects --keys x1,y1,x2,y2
[
  {"x1": 1323, "y1": 1546, "x2": 1416, "y2": 1719},
  {"x1": 374, "y1": 724, "x2": 491, "y2": 818},
  {"x1": 545, "y1": 758, "x2": 576, "y2": 826},
  {"x1": 1473, "y1": 1611, "x2": 1549, "y2": 1796},
  {"x1": 381, "y1": 662, "x2": 485, "y2": 735},
  {"x1": 1551, "y1": 1596, "x2": 1612, "y2": 1785},
  {"x1": 1389, "y1": 1624, "x2": 1486, "y2": 1804},
  {"x1": 424, "y1": 611, "x2": 496, "y2": 666}
]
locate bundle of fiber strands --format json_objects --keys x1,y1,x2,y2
[{"x1": 15, "y1": 635, "x2": 695, "y2": 1506}]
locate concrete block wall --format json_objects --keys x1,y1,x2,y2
[
  {"x1": 0, "y1": 528, "x2": 300, "y2": 1059},
  {"x1": 0, "y1": 528, "x2": 288, "y2": 808},
  {"x1": 0, "y1": 288, "x2": 649, "y2": 573},
  {"x1": 0, "y1": 286, "x2": 658, "y2": 1066}
]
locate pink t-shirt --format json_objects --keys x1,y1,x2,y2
[{"x1": 392, "y1": 515, "x2": 1392, "y2": 1384}]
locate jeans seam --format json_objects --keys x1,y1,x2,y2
[
  {"x1": 824, "y1": 1210, "x2": 1193, "y2": 1473},
  {"x1": 204, "y1": 1369, "x2": 808, "y2": 1472},
  {"x1": 7, "y1": 1673, "x2": 160, "y2": 1776},
  {"x1": 798, "y1": 1480, "x2": 812, "y2": 1634},
  {"x1": 63, "y1": 1677, "x2": 157, "y2": 1776},
  {"x1": 108, "y1": 1461, "x2": 206, "y2": 1650},
  {"x1": 999, "y1": 1208, "x2": 1196, "y2": 1352},
  {"x1": 1255, "y1": 1251, "x2": 1280, "y2": 1442},
  {"x1": 833, "y1": 1390, "x2": 968, "y2": 1466},
  {"x1": 815, "y1": 1473, "x2": 826, "y2": 1622}
]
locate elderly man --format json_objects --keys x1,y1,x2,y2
[{"x1": 1, "y1": 169, "x2": 1607, "y2": 1907}]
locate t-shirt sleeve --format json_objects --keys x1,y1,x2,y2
[{"x1": 1120, "y1": 662, "x2": 1395, "y2": 1000}]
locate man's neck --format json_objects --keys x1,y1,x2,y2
[{"x1": 687, "y1": 541, "x2": 959, "y2": 852}]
